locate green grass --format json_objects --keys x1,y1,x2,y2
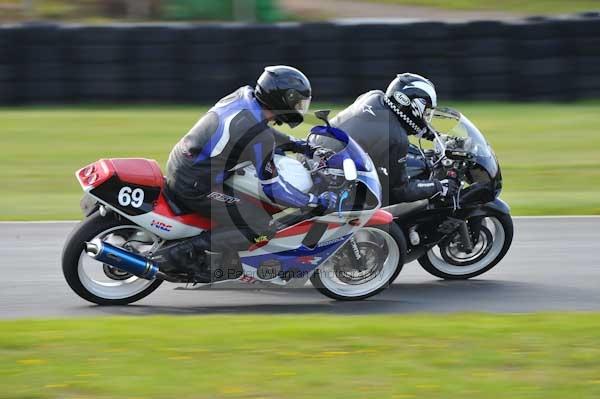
[
  {"x1": 365, "y1": 0, "x2": 599, "y2": 14},
  {"x1": 1, "y1": 314, "x2": 600, "y2": 398},
  {"x1": 1, "y1": 102, "x2": 599, "y2": 220}
]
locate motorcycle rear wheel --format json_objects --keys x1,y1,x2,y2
[
  {"x1": 418, "y1": 214, "x2": 513, "y2": 280},
  {"x1": 62, "y1": 213, "x2": 163, "y2": 305},
  {"x1": 311, "y1": 224, "x2": 406, "y2": 301}
]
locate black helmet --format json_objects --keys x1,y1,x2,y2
[
  {"x1": 384, "y1": 73, "x2": 437, "y2": 136},
  {"x1": 255, "y1": 65, "x2": 312, "y2": 128}
]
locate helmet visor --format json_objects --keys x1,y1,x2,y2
[
  {"x1": 424, "y1": 107, "x2": 435, "y2": 124},
  {"x1": 294, "y1": 96, "x2": 311, "y2": 116}
]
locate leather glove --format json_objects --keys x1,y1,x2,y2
[
  {"x1": 438, "y1": 170, "x2": 460, "y2": 199},
  {"x1": 439, "y1": 178, "x2": 459, "y2": 199},
  {"x1": 308, "y1": 191, "x2": 338, "y2": 213}
]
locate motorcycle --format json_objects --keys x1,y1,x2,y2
[
  {"x1": 62, "y1": 110, "x2": 406, "y2": 305},
  {"x1": 330, "y1": 107, "x2": 513, "y2": 280}
]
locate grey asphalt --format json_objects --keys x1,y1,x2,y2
[{"x1": 1, "y1": 217, "x2": 599, "y2": 319}]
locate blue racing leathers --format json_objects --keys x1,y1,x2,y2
[{"x1": 166, "y1": 86, "x2": 318, "y2": 217}]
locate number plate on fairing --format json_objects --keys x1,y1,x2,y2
[{"x1": 89, "y1": 175, "x2": 160, "y2": 216}]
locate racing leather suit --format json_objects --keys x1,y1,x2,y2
[
  {"x1": 166, "y1": 86, "x2": 316, "y2": 248},
  {"x1": 330, "y1": 90, "x2": 442, "y2": 206}
]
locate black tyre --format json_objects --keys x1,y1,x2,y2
[
  {"x1": 62, "y1": 213, "x2": 163, "y2": 305},
  {"x1": 311, "y1": 223, "x2": 406, "y2": 301},
  {"x1": 418, "y1": 214, "x2": 513, "y2": 280}
]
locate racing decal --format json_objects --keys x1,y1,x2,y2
[
  {"x1": 393, "y1": 91, "x2": 411, "y2": 106},
  {"x1": 317, "y1": 235, "x2": 348, "y2": 248},
  {"x1": 90, "y1": 175, "x2": 160, "y2": 216},
  {"x1": 362, "y1": 104, "x2": 376, "y2": 116},
  {"x1": 254, "y1": 235, "x2": 269, "y2": 244},
  {"x1": 404, "y1": 80, "x2": 437, "y2": 106},
  {"x1": 118, "y1": 186, "x2": 145, "y2": 208},
  {"x1": 150, "y1": 219, "x2": 173, "y2": 232},
  {"x1": 264, "y1": 160, "x2": 274, "y2": 174},
  {"x1": 298, "y1": 256, "x2": 322, "y2": 265},
  {"x1": 207, "y1": 191, "x2": 240, "y2": 204},
  {"x1": 240, "y1": 234, "x2": 351, "y2": 277},
  {"x1": 239, "y1": 274, "x2": 257, "y2": 284},
  {"x1": 411, "y1": 98, "x2": 426, "y2": 118}
]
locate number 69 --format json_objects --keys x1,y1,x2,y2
[{"x1": 118, "y1": 186, "x2": 145, "y2": 208}]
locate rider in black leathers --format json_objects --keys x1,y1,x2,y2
[{"x1": 330, "y1": 73, "x2": 458, "y2": 206}]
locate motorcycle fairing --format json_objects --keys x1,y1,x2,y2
[
  {"x1": 75, "y1": 124, "x2": 389, "y2": 284},
  {"x1": 237, "y1": 205, "x2": 392, "y2": 284},
  {"x1": 309, "y1": 126, "x2": 383, "y2": 211},
  {"x1": 309, "y1": 125, "x2": 375, "y2": 173},
  {"x1": 76, "y1": 158, "x2": 210, "y2": 239},
  {"x1": 238, "y1": 220, "x2": 354, "y2": 284},
  {"x1": 241, "y1": 234, "x2": 350, "y2": 274}
]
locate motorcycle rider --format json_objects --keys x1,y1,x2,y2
[
  {"x1": 162, "y1": 65, "x2": 338, "y2": 280},
  {"x1": 330, "y1": 73, "x2": 459, "y2": 206}
]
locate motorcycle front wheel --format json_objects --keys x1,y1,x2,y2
[
  {"x1": 311, "y1": 224, "x2": 406, "y2": 301},
  {"x1": 418, "y1": 214, "x2": 513, "y2": 280}
]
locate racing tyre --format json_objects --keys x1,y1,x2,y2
[
  {"x1": 311, "y1": 223, "x2": 406, "y2": 301},
  {"x1": 62, "y1": 212, "x2": 163, "y2": 305},
  {"x1": 418, "y1": 214, "x2": 513, "y2": 280}
]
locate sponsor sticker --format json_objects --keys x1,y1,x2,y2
[
  {"x1": 393, "y1": 91, "x2": 411, "y2": 106},
  {"x1": 150, "y1": 219, "x2": 173, "y2": 232},
  {"x1": 207, "y1": 191, "x2": 240, "y2": 204}
]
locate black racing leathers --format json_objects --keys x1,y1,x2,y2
[{"x1": 330, "y1": 90, "x2": 441, "y2": 206}]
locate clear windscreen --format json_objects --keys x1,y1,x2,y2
[
  {"x1": 308, "y1": 133, "x2": 346, "y2": 154},
  {"x1": 308, "y1": 128, "x2": 374, "y2": 173},
  {"x1": 431, "y1": 107, "x2": 493, "y2": 158}
]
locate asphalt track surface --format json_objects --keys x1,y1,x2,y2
[{"x1": 1, "y1": 217, "x2": 599, "y2": 319}]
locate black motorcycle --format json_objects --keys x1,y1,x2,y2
[{"x1": 386, "y1": 107, "x2": 513, "y2": 279}]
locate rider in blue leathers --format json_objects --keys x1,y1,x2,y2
[{"x1": 164, "y1": 66, "x2": 337, "y2": 269}]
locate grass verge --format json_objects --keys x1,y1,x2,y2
[
  {"x1": 1, "y1": 102, "x2": 599, "y2": 220},
  {"x1": 1, "y1": 314, "x2": 600, "y2": 398},
  {"x1": 364, "y1": 0, "x2": 600, "y2": 14}
]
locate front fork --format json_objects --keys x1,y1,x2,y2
[{"x1": 349, "y1": 236, "x2": 369, "y2": 271}]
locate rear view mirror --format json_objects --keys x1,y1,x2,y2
[
  {"x1": 343, "y1": 158, "x2": 357, "y2": 181},
  {"x1": 314, "y1": 109, "x2": 331, "y2": 127}
]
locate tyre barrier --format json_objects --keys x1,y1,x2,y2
[{"x1": 0, "y1": 16, "x2": 598, "y2": 104}]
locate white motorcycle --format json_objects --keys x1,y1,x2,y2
[{"x1": 62, "y1": 111, "x2": 406, "y2": 305}]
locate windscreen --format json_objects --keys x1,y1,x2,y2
[
  {"x1": 308, "y1": 126, "x2": 374, "y2": 172},
  {"x1": 431, "y1": 108, "x2": 493, "y2": 158}
]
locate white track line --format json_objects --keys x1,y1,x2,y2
[{"x1": 0, "y1": 216, "x2": 599, "y2": 224}]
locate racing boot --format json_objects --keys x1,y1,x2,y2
[{"x1": 149, "y1": 233, "x2": 211, "y2": 277}]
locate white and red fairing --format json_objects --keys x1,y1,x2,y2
[
  {"x1": 76, "y1": 158, "x2": 212, "y2": 240},
  {"x1": 76, "y1": 157, "x2": 392, "y2": 270}
]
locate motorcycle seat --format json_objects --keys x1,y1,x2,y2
[
  {"x1": 110, "y1": 158, "x2": 164, "y2": 188},
  {"x1": 161, "y1": 183, "x2": 193, "y2": 216},
  {"x1": 383, "y1": 199, "x2": 428, "y2": 218}
]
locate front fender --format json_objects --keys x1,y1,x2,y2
[{"x1": 464, "y1": 198, "x2": 511, "y2": 218}]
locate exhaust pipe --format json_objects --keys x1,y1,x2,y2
[{"x1": 85, "y1": 238, "x2": 159, "y2": 280}]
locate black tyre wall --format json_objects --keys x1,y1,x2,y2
[{"x1": 0, "y1": 17, "x2": 598, "y2": 104}]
